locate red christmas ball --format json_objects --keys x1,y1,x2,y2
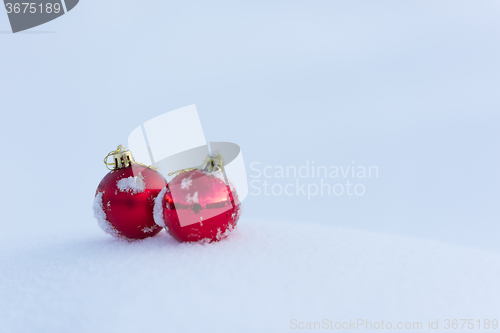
[
  {"x1": 154, "y1": 170, "x2": 241, "y2": 242},
  {"x1": 93, "y1": 164, "x2": 167, "y2": 239}
]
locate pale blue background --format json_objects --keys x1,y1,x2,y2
[{"x1": 1, "y1": 0, "x2": 499, "y2": 251}]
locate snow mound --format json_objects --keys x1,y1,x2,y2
[
  {"x1": 0, "y1": 220, "x2": 499, "y2": 333},
  {"x1": 92, "y1": 192, "x2": 119, "y2": 238},
  {"x1": 153, "y1": 187, "x2": 168, "y2": 228},
  {"x1": 117, "y1": 174, "x2": 145, "y2": 194}
]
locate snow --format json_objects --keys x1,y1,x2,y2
[
  {"x1": 141, "y1": 226, "x2": 156, "y2": 233},
  {"x1": 214, "y1": 223, "x2": 235, "y2": 241},
  {"x1": 153, "y1": 187, "x2": 168, "y2": 228},
  {"x1": 117, "y1": 174, "x2": 146, "y2": 194},
  {"x1": 92, "y1": 192, "x2": 119, "y2": 238},
  {"x1": 185, "y1": 191, "x2": 199, "y2": 204},
  {"x1": 210, "y1": 170, "x2": 226, "y2": 183},
  {"x1": 180, "y1": 177, "x2": 193, "y2": 190},
  {"x1": 0, "y1": 220, "x2": 499, "y2": 333}
]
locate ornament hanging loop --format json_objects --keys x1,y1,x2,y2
[
  {"x1": 103, "y1": 145, "x2": 134, "y2": 170},
  {"x1": 168, "y1": 153, "x2": 225, "y2": 176}
]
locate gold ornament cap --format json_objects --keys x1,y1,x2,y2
[
  {"x1": 200, "y1": 153, "x2": 224, "y2": 173},
  {"x1": 168, "y1": 153, "x2": 224, "y2": 176},
  {"x1": 104, "y1": 145, "x2": 135, "y2": 170}
]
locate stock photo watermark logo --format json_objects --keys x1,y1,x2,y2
[
  {"x1": 249, "y1": 161, "x2": 378, "y2": 199},
  {"x1": 3, "y1": 0, "x2": 78, "y2": 33},
  {"x1": 289, "y1": 318, "x2": 499, "y2": 330}
]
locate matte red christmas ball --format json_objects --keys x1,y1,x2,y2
[
  {"x1": 93, "y1": 146, "x2": 167, "y2": 239},
  {"x1": 154, "y1": 163, "x2": 241, "y2": 243}
]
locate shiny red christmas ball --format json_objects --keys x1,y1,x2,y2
[
  {"x1": 93, "y1": 164, "x2": 167, "y2": 239},
  {"x1": 154, "y1": 170, "x2": 241, "y2": 242}
]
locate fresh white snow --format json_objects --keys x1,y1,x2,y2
[{"x1": 0, "y1": 220, "x2": 498, "y2": 333}]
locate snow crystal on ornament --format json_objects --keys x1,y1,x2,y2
[
  {"x1": 196, "y1": 224, "x2": 236, "y2": 244},
  {"x1": 215, "y1": 223, "x2": 235, "y2": 241},
  {"x1": 93, "y1": 192, "x2": 120, "y2": 238},
  {"x1": 209, "y1": 170, "x2": 226, "y2": 183},
  {"x1": 142, "y1": 226, "x2": 156, "y2": 233},
  {"x1": 180, "y1": 177, "x2": 193, "y2": 190},
  {"x1": 153, "y1": 187, "x2": 168, "y2": 228},
  {"x1": 185, "y1": 191, "x2": 199, "y2": 204},
  {"x1": 117, "y1": 174, "x2": 146, "y2": 194}
]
